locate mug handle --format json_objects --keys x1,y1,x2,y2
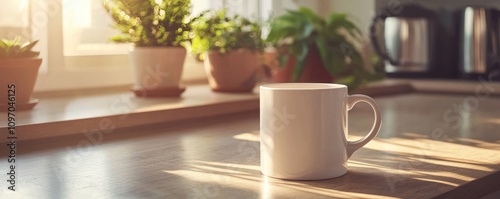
[{"x1": 346, "y1": 94, "x2": 382, "y2": 158}]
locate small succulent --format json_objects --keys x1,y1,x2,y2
[{"x1": 0, "y1": 37, "x2": 40, "y2": 59}]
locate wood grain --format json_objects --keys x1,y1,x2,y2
[
  {"x1": 3, "y1": 79, "x2": 499, "y2": 141},
  {"x1": 1, "y1": 93, "x2": 499, "y2": 198},
  {"x1": 0, "y1": 85, "x2": 260, "y2": 140}
]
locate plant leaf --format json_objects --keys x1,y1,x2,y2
[
  {"x1": 314, "y1": 36, "x2": 330, "y2": 72},
  {"x1": 298, "y1": 6, "x2": 322, "y2": 24},
  {"x1": 20, "y1": 40, "x2": 38, "y2": 52},
  {"x1": 300, "y1": 22, "x2": 314, "y2": 39},
  {"x1": 278, "y1": 54, "x2": 289, "y2": 68},
  {"x1": 292, "y1": 44, "x2": 309, "y2": 82},
  {"x1": 0, "y1": 39, "x2": 7, "y2": 48}
]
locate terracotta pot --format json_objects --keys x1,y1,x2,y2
[
  {"x1": 272, "y1": 47, "x2": 333, "y2": 83},
  {"x1": 0, "y1": 58, "x2": 42, "y2": 105},
  {"x1": 129, "y1": 47, "x2": 186, "y2": 97},
  {"x1": 204, "y1": 50, "x2": 259, "y2": 92}
]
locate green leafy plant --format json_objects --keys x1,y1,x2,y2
[
  {"x1": 103, "y1": 0, "x2": 193, "y2": 47},
  {"x1": 267, "y1": 7, "x2": 383, "y2": 89},
  {"x1": 191, "y1": 9, "x2": 264, "y2": 58},
  {"x1": 0, "y1": 37, "x2": 39, "y2": 59}
]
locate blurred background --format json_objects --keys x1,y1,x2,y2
[{"x1": 1, "y1": 0, "x2": 499, "y2": 93}]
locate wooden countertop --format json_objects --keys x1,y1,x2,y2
[
  {"x1": 4, "y1": 78, "x2": 500, "y2": 141},
  {"x1": 1, "y1": 93, "x2": 499, "y2": 198}
]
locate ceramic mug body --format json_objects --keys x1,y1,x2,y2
[{"x1": 260, "y1": 83, "x2": 381, "y2": 180}]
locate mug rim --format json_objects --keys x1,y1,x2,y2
[{"x1": 260, "y1": 83, "x2": 347, "y2": 90}]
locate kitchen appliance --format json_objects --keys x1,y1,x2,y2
[
  {"x1": 370, "y1": 4, "x2": 457, "y2": 78},
  {"x1": 459, "y1": 6, "x2": 500, "y2": 79},
  {"x1": 381, "y1": 17, "x2": 429, "y2": 72}
]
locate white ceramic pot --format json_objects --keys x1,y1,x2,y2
[{"x1": 129, "y1": 47, "x2": 186, "y2": 92}]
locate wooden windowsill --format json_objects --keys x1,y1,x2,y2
[{"x1": 1, "y1": 85, "x2": 259, "y2": 141}]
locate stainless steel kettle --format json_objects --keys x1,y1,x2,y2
[
  {"x1": 375, "y1": 17, "x2": 429, "y2": 72},
  {"x1": 459, "y1": 6, "x2": 500, "y2": 77},
  {"x1": 370, "y1": 5, "x2": 437, "y2": 76}
]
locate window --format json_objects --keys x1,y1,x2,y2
[
  {"x1": 0, "y1": 0, "x2": 267, "y2": 92},
  {"x1": 0, "y1": 0, "x2": 30, "y2": 37},
  {"x1": 62, "y1": 0, "x2": 130, "y2": 56}
]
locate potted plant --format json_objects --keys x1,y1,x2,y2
[
  {"x1": 0, "y1": 37, "x2": 41, "y2": 110},
  {"x1": 266, "y1": 7, "x2": 383, "y2": 90},
  {"x1": 104, "y1": 0, "x2": 194, "y2": 97},
  {"x1": 191, "y1": 10, "x2": 265, "y2": 93}
]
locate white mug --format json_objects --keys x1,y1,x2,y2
[{"x1": 260, "y1": 83, "x2": 382, "y2": 180}]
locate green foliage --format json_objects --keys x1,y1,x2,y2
[
  {"x1": 103, "y1": 0, "x2": 193, "y2": 47},
  {"x1": 267, "y1": 7, "x2": 383, "y2": 90},
  {"x1": 0, "y1": 37, "x2": 39, "y2": 59},
  {"x1": 191, "y1": 9, "x2": 264, "y2": 57}
]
